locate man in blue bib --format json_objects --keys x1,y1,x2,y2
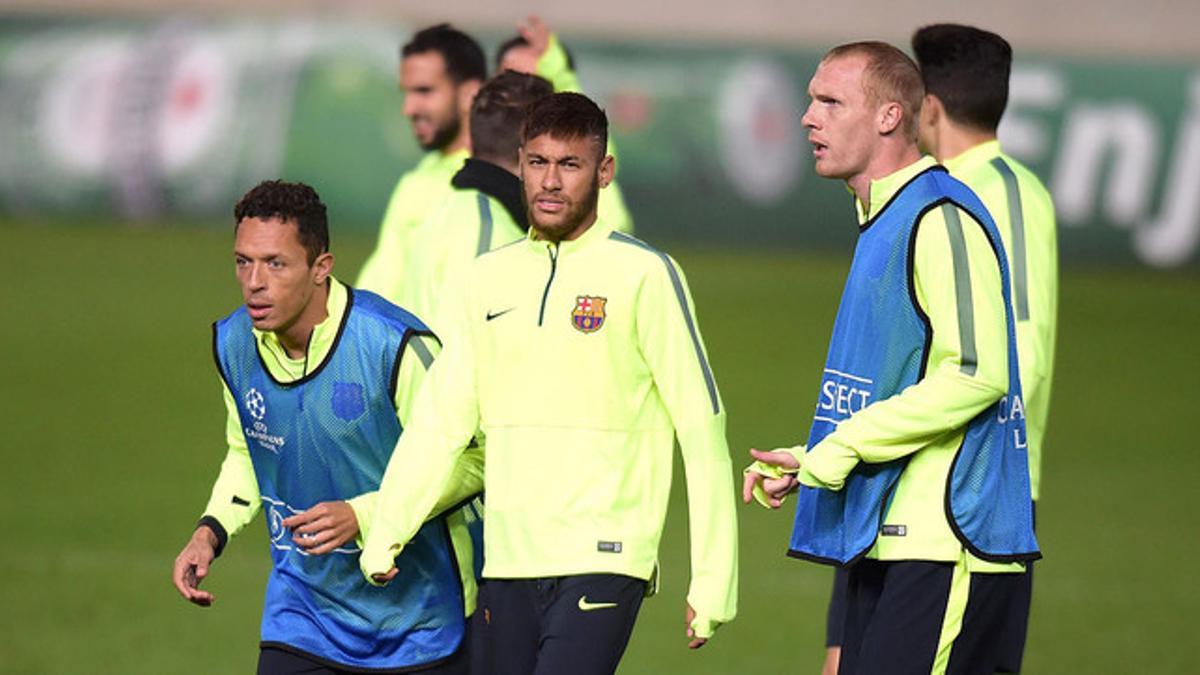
[
  {"x1": 171, "y1": 180, "x2": 483, "y2": 674},
  {"x1": 743, "y1": 42, "x2": 1039, "y2": 674}
]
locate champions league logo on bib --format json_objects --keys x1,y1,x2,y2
[
  {"x1": 242, "y1": 387, "x2": 285, "y2": 453},
  {"x1": 244, "y1": 388, "x2": 266, "y2": 420}
]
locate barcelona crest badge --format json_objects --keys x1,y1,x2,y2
[{"x1": 572, "y1": 296, "x2": 607, "y2": 333}]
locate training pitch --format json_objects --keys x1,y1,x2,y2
[{"x1": 1, "y1": 222, "x2": 1196, "y2": 673}]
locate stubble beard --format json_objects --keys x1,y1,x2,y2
[
  {"x1": 528, "y1": 177, "x2": 601, "y2": 243},
  {"x1": 417, "y1": 114, "x2": 462, "y2": 153}
]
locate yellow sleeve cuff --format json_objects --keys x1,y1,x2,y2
[
  {"x1": 689, "y1": 613, "x2": 723, "y2": 640},
  {"x1": 360, "y1": 543, "x2": 402, "y2": 587},
  {"x1": 742, "y1": 446, "x2": 804, "y2": 508}
]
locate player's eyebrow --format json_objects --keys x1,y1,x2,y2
[{"x1": 233, "y1": 250, "x2": 283, "y2": 262}]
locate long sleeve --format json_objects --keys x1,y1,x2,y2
[
  {"x1": 199, "y1": 382, "x2": 262, "y2": 553},
  {"x1": 356, "y1": 152, "x2": 467, "y2": 301},
  {"x1": 535, "y1": 34, "x2": 582, "y2": 94},
  {"x1": 348, "y1": 331, "x2": 485, "y2": 543},
  {"x1": 359, "y1": 309, "x2": 482, "y2": 581},
  {"x1": 355, "y1": 176, "x2": 416, "y2": 300},
  {"x1": 801, "y1": 205, "x2": 1010, "y2": 489},
  {"x1": 636, "y1": 255, "x2": 737, "y2": 638},
  {"x1": 1019, "y1": 178, "x2": 1058, "y2": 500}
]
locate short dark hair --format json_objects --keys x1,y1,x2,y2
[
  {"x1": 522, "y1": 92, "x2": 608, "y2": 160},
  {"x1": 911, "y1": 24, "x2": 1012, "y2": 132},
  {"x1": 233, "y1": 180, "x2": 329, "y2": 265},
  {"x1": 471, "y1": 71, "x2": 554, "y2": 165},
  {"x1": 823, "y1": 41, "x2": 924, "y2": 140},
  {"x1": 495, "y1": 35, "x2": 577, "y2": 72},
  {"x1": 401, "y1": 23, "x2": 486, "y2": 84}
]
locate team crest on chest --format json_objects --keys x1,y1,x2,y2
[{"x1": 572, "y1": 296, "x2": 607, "y2": 333}]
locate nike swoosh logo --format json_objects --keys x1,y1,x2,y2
[
  {"x1": 578, "y1": 595, "x2": 618, "y2": 612},
  {"x1": 486, "y1": 307, "x2": 516, "y2": 321}
]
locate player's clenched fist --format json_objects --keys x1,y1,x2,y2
[{"x1": 173, "y1": 525, "x2": 220, "y2": 607}]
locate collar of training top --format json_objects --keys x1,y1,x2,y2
[{"x1": 452, "y1": 158, "x2": 528, "y2": 231}]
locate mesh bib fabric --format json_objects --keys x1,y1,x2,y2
[
  {"x1": 788, "y1": 167, "x2": 1039, "y2": 565},
  {"x1": 214, "y1": 288, "x2": 465, "y2": 669}
]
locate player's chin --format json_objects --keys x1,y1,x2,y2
[
  {"x1": 812, "y1": 160, "x2": 839, "y2": 178},
  {"x1": 531, "y1": 217, "x2": 569, "y2": 238}
]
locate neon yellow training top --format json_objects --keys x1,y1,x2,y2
[
  {"x1": 356, "y1": 149, "x2": 470, "y2": 303},
  {"x1": 944, "y1": 141, "x2": 1057, "y2": 502},
  {"x1": 398, "y1": 159, "x2": 527, "y2": 340},
  {"x1": 361, "y1": 220, "x2": 738, "y2": 639}
]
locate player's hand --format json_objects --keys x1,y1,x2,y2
[
  {"x1": 517, "y1": 15, "x2": 551, "y2": 59},
  {"x1": 172, "y1": 525, "x2": 219, "y2": 607},
  {"x1": 685, "y1": 604, "x2": 708, "y2": 649},
  {"x1": 742, "y1": 448, "x2": 801, "y2": 508},
  {"x1": 371, "y1": 567, "x2": 400, "y2": 585},
  {"x1": 283, "y1": 501, "x2": 359, "y2": 555}
]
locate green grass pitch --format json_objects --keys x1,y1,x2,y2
[{"x1": 1, "y1": 222, "x2": 1196, "y2": 673}]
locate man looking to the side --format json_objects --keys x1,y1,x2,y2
[
  {"x1": 357, "y1": 24, "x2": 486, "y2": 303},
  {"x1": 172, "y1": 180, "x2": 483, "y2": 674},
  {"x1": 744, "y1": 42, "x2": 1038, "y2": 674}
]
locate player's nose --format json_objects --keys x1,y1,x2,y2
[
  {"x1": 246, "y1": 263, "x2": 267, "y2": 290},
  {"x1": 800, "y1": 102, "x2": 818, "y2": 129}
]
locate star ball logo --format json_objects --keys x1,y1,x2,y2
[{"x1": 244, "y1": 388, "x2": 266, "y2": 421}]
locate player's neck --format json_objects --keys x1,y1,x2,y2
[
  {"x1": 935, "y1": 124, "x2": 997, "y2": 163},
  {"x1": 848, "y1": 142, "x2": 923, "y2": 213},
  {"x1": 276, "y1": 281, "x2": 330, "y2": 359},
  {"x1": 474, "y1": 153, "x2": 518, "y2": 176},
  {"x1": 441, "y1": 124, "x2": 471, "y2": 157}
]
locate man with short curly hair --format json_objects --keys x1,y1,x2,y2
[{"x1": 172, "y1": 180, "x2": 484, "y2": 674}]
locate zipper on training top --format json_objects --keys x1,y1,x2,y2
[{"x1": 538, "y1": 244, "x2": 558, "y2": 326}]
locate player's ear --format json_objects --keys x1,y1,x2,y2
[
  {"x1": 458, "y1": 79, "x2": 482, "y2": 116},
  {"x1": 878, "y1": 101, "x2": 903, "y2": 136},
  {"x1": 597, "y1": 152, "x2": 615, "y2": 189},
  {"x1": 311, "y1": 251, "x2": 334, "y2": 285},
  {"x1": 922, "y1": 94, "x2": 941, "y2": 127}
]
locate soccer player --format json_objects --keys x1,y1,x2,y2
[
  {"x1": 743, "y1": 42, "x2": 1039, "y2": 673},
  {"x1": 356, "y1": 24, "x2": 486, "y2": 303},
  {"x1": 171, "y1": 180, "x2": 483, "y2": 673},
  {"x1": 400, "y1": 70, "x2": 554, "y2": 337},
  {"x1": 360, "y1": 92, "x2": 738, "y2": 675},
  {"x1": 912, "y1": 24, "x2": 1059, "y2": 673},
  {"x1": 494, "y1": 14, "x2": 635, "y2": 234}
]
